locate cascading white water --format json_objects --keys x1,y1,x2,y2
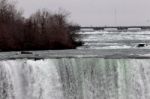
[
  {"x1": 0, "y1": 59, "x2": 64, "y2": 99},
  {"x1": 1, "y1": 58, "x2": 150, "y2": 99}
]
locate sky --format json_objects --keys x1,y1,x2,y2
[{"x1": 16, "y1": 0, "x2": 150, "y2": 26}]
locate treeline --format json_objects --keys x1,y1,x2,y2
[{"x1": 0, "y1": 0, "x2": 82, "y2": 51}]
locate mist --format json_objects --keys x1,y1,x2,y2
[{"x1": 17, "y1": 0, "x2": 150, "y2": 26}]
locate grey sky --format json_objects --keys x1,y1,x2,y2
[{"x1": 16, "y1": 0, "x2": 150, "y2": 26}]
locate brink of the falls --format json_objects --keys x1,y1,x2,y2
[{"x1": 0, "y1": 58, "x2": 150, "y2": 99}]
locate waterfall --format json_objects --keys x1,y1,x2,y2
[
  {"x1": 0, "y1": 59, "x2": 64, "y2": 99},
  {"x1": 0, "y1": 58, "x2": 150, "y2": 99}
]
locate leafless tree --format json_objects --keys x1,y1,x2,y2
[{"x1": 0, "y1": 0, "x2": 82, "y2": 51}]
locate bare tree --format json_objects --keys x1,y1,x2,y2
[
  {"x1": 0, "y1": 0, "x2": 82, "y2": 51},
  {"x1": 0, "y1": 0, "x2": 23, "y2": 50}
]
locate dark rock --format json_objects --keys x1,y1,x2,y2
[
  {"x1": 137, "y1": 43, "x2": 147, "y2": 47},
  {"x1": 21, "y1": 51, "x2": 32, "y2": 54}
]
